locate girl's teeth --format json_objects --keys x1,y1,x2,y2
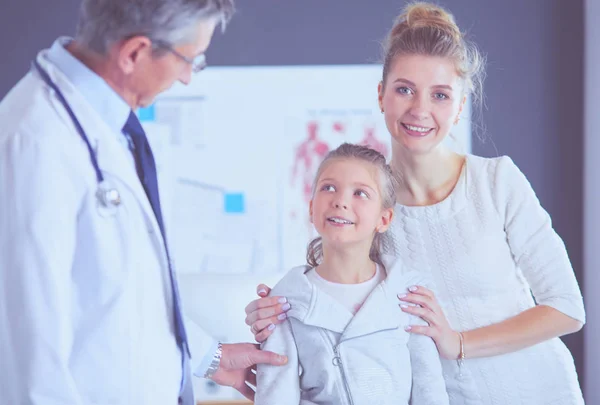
[
  {"x1": 405, "y1": 124, "x2": 430, "y2": 133},
  {"x1": 329, "y1": 218, "x2": 352, "y2": 224}
]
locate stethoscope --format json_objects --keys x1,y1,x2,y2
[{"x1": 32, "y1": 59, "x2": 122, "y2": 208}]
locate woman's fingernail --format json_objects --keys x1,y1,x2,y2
[
  {"x1": 405, "y1": 325, "x2": 412, "y2": 331},
  {"x1": 409, "y1": 286, "x2": 418, "y2": 292},
  {"x1": 400, "y1": 304, "x2": 409, "y2": 309},
  {"x1": 267, "y1": 324, "x2": 276, "y2": 331},
  {"x1": 278, "y1": 297, "x2": 288, "y2": 304},
  {"x1": 282, "y1": 303, "x2": 291, "y2": 311},
  {"x1": 398, "y1": 293, "x2": 407, "y2": 299},
  {"x1": 277, "y1": 313, "x2": 288, "y2": 321},
  {"x1": 258, "y1": 288, "x2": 267, "y2": 295}
]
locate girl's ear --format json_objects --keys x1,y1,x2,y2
[{"x1": 376, "y1": 207, "x2": 394, "y2": 233}]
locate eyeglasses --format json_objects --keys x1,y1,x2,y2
[{"x1": 153, "y1": 40, "x2": 207, "y2": 73}]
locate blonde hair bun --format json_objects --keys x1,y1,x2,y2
[{"x1": 391, "y1": 2, "x2": 462, "y2": 43}]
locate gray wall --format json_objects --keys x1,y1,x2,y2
[
  {"x1": 0, "y1": 0, "x2": 587, "y2": 393},
  {"x1": 585, "y1": 0, "x2": 599, "y2": 402}
]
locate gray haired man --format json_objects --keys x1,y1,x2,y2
[{"x1": 0, "y1": 1, "x2": 286, "y2": 404}]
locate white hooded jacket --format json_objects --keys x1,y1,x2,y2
[{"x1": 256, "y1": 255, "x2": 450, "y2": 405}]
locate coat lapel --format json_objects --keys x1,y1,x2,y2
[
  {"x1": 303, "y1": 286, "x2": 355, "y2": 334},
  {"x1": 341, "y1": 256, "x2": 410, "y2": 341},
  {"x1": 41, "y1": 55, "x2": 166, "y2": 246},
  {"x1": 340, "y1": 280, "x2": 405, "y2": 342},
  {"x1": 281, "y1": 267, "x2": 354, "y2": 334},
  {"x1": 94, "y1": 131, "x2": 166, "y2": 243}
]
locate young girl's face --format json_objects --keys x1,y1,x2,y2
[
  {"x1": 309, "y1": 158, "x2": 393, "y2": 250},
  {"x1": 378, "y1": 54, "x2": 465, "y2": 155}
]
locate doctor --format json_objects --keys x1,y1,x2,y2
[{"x1": 0, "y1": 0, "x2": 287, "y2": 404}]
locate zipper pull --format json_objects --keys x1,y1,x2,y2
[{"x1": 332, "y1": 346, "x2": 342, "y2": 367}]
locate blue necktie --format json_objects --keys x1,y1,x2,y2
[{"x1": 123, "y1": 111, "x2": 190, "y2": 357}]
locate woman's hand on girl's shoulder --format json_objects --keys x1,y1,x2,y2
[
  {"x1": 244, "y1": 284, "x2": 291, "y2": 343},
  {"x1": 398, "y1": 285, "x2": 461, "y2": 359}
]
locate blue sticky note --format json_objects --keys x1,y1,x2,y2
[
  {"x1": 224, "y1": 193, "x2": 245, "y2": 213},
  {"x1": 138, "y1": 105, "x2": 156, "y2": 122}
]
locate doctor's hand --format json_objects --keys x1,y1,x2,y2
[
  {"x1": 210, "y1": 342, "x2": 287, "y2": 400},
  {"x1": 398, "y1": 285, "x2": 461, "y2": 360},
  {"x1": 244, "y1": 284, "x2": 291, "y2": 343}
]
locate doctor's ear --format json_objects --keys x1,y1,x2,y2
[
  {"x1": 116, "y1": 36, "x2": 153, "y2": 74},
  {"x1": 309, "y1": 200, "x2": 314, "y2": 223}
]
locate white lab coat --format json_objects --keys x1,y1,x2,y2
[{"x1": 0, "y1": 51, "x2": 211, "y2": 404}]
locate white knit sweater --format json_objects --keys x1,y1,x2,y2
[{"x1": 388, "y1": 154, "x2": 586, "y2": 405}]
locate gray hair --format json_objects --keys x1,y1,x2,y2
[
  {"x1": 306, "y1": 143, "x2": 397, "y2": 271},
  {"x1": 75, "y1": 0, "x2": 235, "y2": 54}
]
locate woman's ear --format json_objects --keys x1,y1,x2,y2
[
  {"x1": 454, "y1": 95, "x2": 467, "y2": 125},
  {"x1": 378, "y1": 81, "x2": 385, "y2": 113}
]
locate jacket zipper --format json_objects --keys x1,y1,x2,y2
[
  {"x1": 332, "y1": 344, "x2": 355, "y2": 405},
  {"x1": 321, "y1": 329, "x2": 354, "y2": 404},
  {"x1": 322, "y1": 325, "x2": 401, "y2": 404}
]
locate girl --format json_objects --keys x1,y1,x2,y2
[
  {"x1": 246, "y1": 3, "x2": 586, "y2": 404},
  {"x1": 254, "y1": 143, "x2": 449, "y2": 404}
]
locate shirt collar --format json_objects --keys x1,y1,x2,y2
[{"x1": 46, "y1": 37, "x2": 131, "y2": 135}]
